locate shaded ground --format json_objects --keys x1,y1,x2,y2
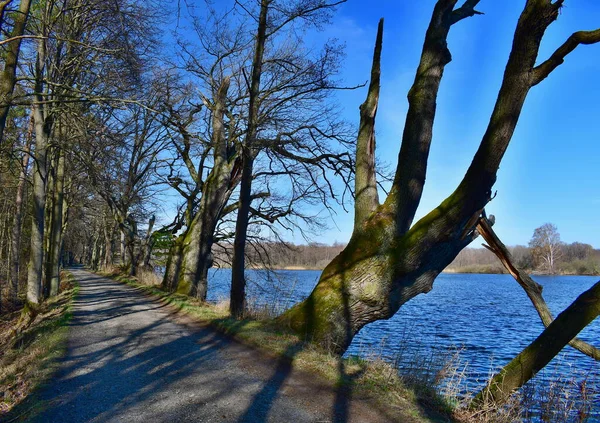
[{"x1": 9, "y1": 268, "x2": 435, "y2": 423}]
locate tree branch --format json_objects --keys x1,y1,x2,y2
[
  {"x1": 532, "y1": 28, "x2": 600, "y2": 86},
  {"x1": 354, "y1": 18, "x2": 383, "y2": 229},
  {"x1": 477, "y1": 214, "x2": 600, "y2": 361},
  {"x1": 451, "y1": 0, "x2": 483, "y2": 25}
]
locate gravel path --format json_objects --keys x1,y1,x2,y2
[{"x1": 24, "y1": 268, "x2": 413, "y2": 423}]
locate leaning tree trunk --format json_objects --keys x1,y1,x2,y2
[
  {"x1": 278, "y1": 1, "x2": 593, "y2": 354},
  {"x1": 177, "y1": 214, "x2": 215, "y2": 299},
  {"x1": 477, "y1": 215, "x2": 600, "y2": 360},
  {"x1": 471, "y1": 280, "x2": 600, "y2": 407},
  {"x1": 175, "y1": 157, "x2": 237, "y2": 298}
]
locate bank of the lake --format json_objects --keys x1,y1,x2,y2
[{"x1": 200, "y1": 269, "x2": 600, "y2": 415}]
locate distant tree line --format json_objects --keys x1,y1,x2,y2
[
  {"x1": 205, "y1": 237, "x2": 600, "y2": 275},
  {"x1": 211, "y1": 241, "x2": 346, "y2": 270},
  {"x1": 447, "y1": 223, "x2": 599, "y2": 275}
]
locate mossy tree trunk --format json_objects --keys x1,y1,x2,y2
[
  {"x1": 471, "y1": 280, "x2": 600, "y2": 406},
  {"x1": 163, "y1": 77, "x2": 239, "y2": 300},
  {"x1": 278, "y1": 0, "x2": 600, "y2": 354},
  {"x1": 477, "y1": 215, "x2": 600, "y2": 360},
  {"x1": 162, "y1": 233, "x2": 185, "y2": 292}
]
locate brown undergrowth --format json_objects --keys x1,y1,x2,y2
[{"x1": 0, "y1": 271, "x2": 77, "y2": 417}]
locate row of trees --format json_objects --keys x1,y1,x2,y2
[
  {"x1": 0, "y1": 0, "x2": 354, "y2": 319},
  {"x1": 0, "y1": 0, "x2": 162, "y2": 311}
]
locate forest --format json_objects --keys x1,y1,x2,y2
[{"x1": 1, "y1": 0, "x2": 600, "y2": 422}]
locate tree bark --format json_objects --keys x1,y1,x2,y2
[
  {"x1": 27, "y1": 105, "x2": 51, "y2": 305},
  {"x1": 47, "y1": 148, "x2": 65, "y2": 297},
  {"x1": 278, "y1": 1, "x2": 576, "y2": 354},
  {"x1": 120, "y1": 230, "x2": 126, "y2": 264},
  {"x1": 0, "y1": 0, "x2": 31, "y2": 144},
  {"x1": 141, "y1": 215, "x2": 155, "y2": 270},
  {"x1": 230, "y1": 0, "x2": 269, "y2": 318},
  {"x1": 162, "y1": 233, "x2": 185, "y2": 292},
  {"x1": 27, "y1": 34, "x2": 53, "y2": 305},
  {"x1": 471, "y1": 280, "x2": 600, "y2": 407},
  {"x1": 168, "y1": 77, "x2": 236, "y2": 300},
  {"x1": 9, "y1": 116, "x2": 32, "y2": 302},
  {"x1": 124, "y1": 215, "x2": 137, "y2": 276},
  {"x1": 102, "y1": 221, "x2": 115, "y2": 268},
  {"x1": 354, "y1": 19, "x2": 382, "y2": 229}
]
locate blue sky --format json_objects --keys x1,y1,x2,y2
[
  {"x1": 300, "y1": 0, "x2": 600, "y2": 248},
  {"x1": 161, "y1": 1, "x2": 600, "y2": 248}
]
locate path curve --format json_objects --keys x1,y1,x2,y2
[{"x1": 25, "y1": 268, "x2": 420, "y2": 423}]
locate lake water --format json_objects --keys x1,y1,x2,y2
[{"x1": 204, "y1": 269, "x2": 599, "y2": 418}]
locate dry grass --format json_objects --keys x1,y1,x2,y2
[
  {"x1": 453, "y1": 359, "x2": 599, "y2": 423},
  {"x1": 0, "y1": 271, "x2": 78, "y2": 417}
]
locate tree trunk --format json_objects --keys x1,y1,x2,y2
[
  {"x1": 162, "y1": 233, "x2": 185, "y2": 292},
  {"x1": 91, "y1": 230, "x2": 101, "y2": 271},
  {"x1": 230, "y1": 151, "x2": 253, "y2": 317},
  {"x1": 179, "y1": 220, "x2": 214, "y2": 299},
  {"x1": 141, "y1": 215, "x2": 155, "y2": 270},
  {"x1": 9, "y1": 116, "x2": 32, "y2": 302},
  {"x1": 103, "y1": 223, "x2": 115, "y2": 268},
  {"x1": 176, "y1": 165, "x2": 236, "y2": 298},
  {"x1": 0, "y1": 0, "x2": 32, "y2": 144},
  {"x1": 120, "y1": 231, "x2": 126, "y2": 264},
  {"x1": 230, "y1": 0, "x2": 269, "y2": 318},
  {"x1": 278, "y1": 1, "x2": 569, "y2": 354},
  {"x1": 27, "y1": 104, "x2": 51, "y2": 305},
  {"x1": 46, "y1": 148, "x2": 65, "y2": 297},
  {"x1": 167, "y1": 76, "x2": 235, "y2": 300},
  {"x1": 125, "y1": 221, "x2": 137, "y2": 276},
  {"x1": 471, "y1": 280, "x2": 600, "y2": 407}
]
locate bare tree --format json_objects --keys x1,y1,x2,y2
[
  {"x1": 529, "y1": 222, "x2": 562, "y2": 274},
  {"x1": 278, "y1": 1, "x2": 600, "y2": 354},
  {"x1": 161, "y1": 0, "x2": 352, "y2": 306},
  {"x1": 228, "y1": 0, "x2": 351, "y2": 317}
]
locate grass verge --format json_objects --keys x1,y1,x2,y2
[
  {"x1": 0, "y1": 271, "x2": 78, "y2": 418},
  {"x1": 102, "y1": 269, "x2": 455, "y2": 423}
]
